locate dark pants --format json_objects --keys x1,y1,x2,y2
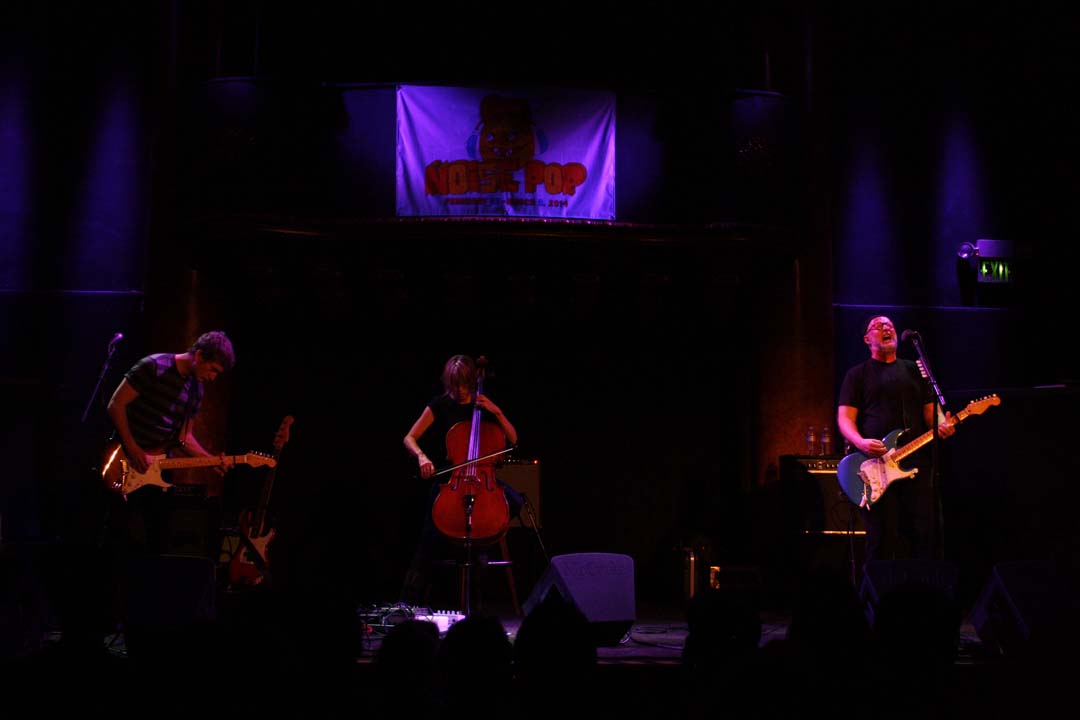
[
  {"x1": 859, "y1": 471, "x2": 937, "y2": 572},
  {"x1": 101, "y1": 486, "x2": 223, "y2": 639}
]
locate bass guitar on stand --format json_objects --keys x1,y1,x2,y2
[
  {"x1": 837, "y1": 394, "x2": 1001, "y2": 509},
  {"x1": 229, "y1": 415, "x2": 293, "y2": 588}
]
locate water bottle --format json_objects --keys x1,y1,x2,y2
[
  {"x1": 821, "y1": 425, "x2": 833, "y2": 456},
  {"x1": 806, "y1": 426, "x2": 817, "y2": 456}
]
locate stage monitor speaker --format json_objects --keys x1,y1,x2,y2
[
  {"x1": 498, "y1": 461, "x2": 541, "y2": 528},
  {"x1": 523, "y1": 553, "x2": 635, "y2": 646},
  {"x1": 859, "y1": 559, "x2": 959, "y2": 627},
  {"x1": 971, "y1": 560, "x2": 1080, "y2": 659}
]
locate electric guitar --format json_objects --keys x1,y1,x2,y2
[
  {"x1": 99, "y1": 440, "x2": 276, "y2": 498},
  {"x1": 837, "y1": 394, "x2": 1001, "y2": 509},
  {"x1": 229, "y1": 415, "x2": 293, "y2": 588}
]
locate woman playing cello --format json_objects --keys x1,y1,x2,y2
[{"x1": 399, "y1": 354, "x2": 521, "y2": 608}]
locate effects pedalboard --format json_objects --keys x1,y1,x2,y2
[{"x1": 357, "y1": 603, "x2": 466, "y2": 635}]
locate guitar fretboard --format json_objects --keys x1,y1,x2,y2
[
  {"x1": 157, "y1": 454, "x2": 262, "y2": 470},
  {"x1": 892, "y1": 395, "x2": 999, "y2": 463}
]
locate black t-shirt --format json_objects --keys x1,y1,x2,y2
[{"x1": 837, "y1": 357, "x2": 933, "y2": 442}]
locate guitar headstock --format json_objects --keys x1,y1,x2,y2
[
  {"x1": 244, "y1": 452, "x2": 278, "y2": 469},
  {"x1": 273, "y1": 415, "x2": 294, "y2": 453},
  {"x1": 966, "y1": 394, "x2": 1002, "y2": 415}
]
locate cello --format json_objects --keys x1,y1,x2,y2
[{"x1": 431, "y1": 358, "x2": 511, "y2": 545}]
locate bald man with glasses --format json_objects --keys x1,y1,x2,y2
[{"x1": 837, "y1": 316, "x2": 955, "y2": 573}]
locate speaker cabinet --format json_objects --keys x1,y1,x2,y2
[
  {"x1": 523, "y1": 553, "x2": 635, "y2": 645},
  {"x1": 166, "y1": 506, "x2": 214, "y2": 556},
  {"x1": 779, "y1": 455, "x2": 863, "y2": 534},
  {"x1": 497, "y1": 460, "x2": 541, "y2": 528},
  {"x1": 859, "y1": 559, "x2": 959, "y2": 627},
  {"x1": 971, "y1": 560, "x2": 1080, "y2": 658}
]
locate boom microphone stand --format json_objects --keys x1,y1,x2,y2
[
  {"x1": 82, "y1": 333, "x2": 123, "y2": 424},
  {"x1": 904, "y1": 330, "x2": 947, "y2": 560}
]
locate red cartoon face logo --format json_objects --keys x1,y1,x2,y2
[
  {"x1": 474, "y1": 95, "x2": 536, "y2": 170},
  {"x1": 426, "y1": 90, "x2": 585, "y2": 199}
]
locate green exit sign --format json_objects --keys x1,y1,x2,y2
[{"x1": 978, "y1": 259, "x2": 1013, "y2": 284}]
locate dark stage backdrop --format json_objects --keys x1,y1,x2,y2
[
  {"x1": 0, "y1": 290, "x2": 145, "y2": 542},
  {"x1": 941, "y1": 385, "x2": 1080, "y2": 608},
  {"x1": 185, "y1": 81, "x2": 798, "y2": 228}
]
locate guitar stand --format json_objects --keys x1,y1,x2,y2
[
  {"x1": 217, "y1": 525, "x2": 244, "y2": 589},
  {"x1": 217, "y1": 523, "x2": 272, "y2": 592}
]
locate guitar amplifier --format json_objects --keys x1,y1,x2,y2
[
  {"x1": 779, "y1": 454, "x2": 864, "y2": 535},
  {"x1": 497, "y1": 460, "x2": 541, "y2": 528}
]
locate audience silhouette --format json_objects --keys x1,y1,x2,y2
[
  {"x1": 870, "y1": 580, "x2": 962, "y2": 716},
  {"x1": 371, "y1": 618, "x2": 441, "y2": 719},
  {"x1": 433, "y1": 613, "x2": 513, "y2": 720},
  {"x1": 681, "y1": 585, "x2": 764, "y2": 718},
  {"x1": 8, "y1": 552, "x2": 1074, "y2": 719},
  {"x1": 512, "y1": 592, "x2": 598, "y2": 718}
]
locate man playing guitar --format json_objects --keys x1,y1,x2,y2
[{"x1": 105, "y1": 330, "x2": 237, "y2": 558}]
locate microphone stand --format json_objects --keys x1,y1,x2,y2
[
  {"x1": 909, "y1": 333, "x2": 946, "y2": 561},
  {"x1": 81, "y1": 337, "x2": 121, "y2": 424}
]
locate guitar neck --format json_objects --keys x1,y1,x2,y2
[
  {"x1": 157, "y1": 454, "x2": 245, "y2": 470},
  {"x1": 892, "y1": 408, "x2": 972, "y2": 462},
  {"x1": 249, "y1": 415, "x2": 292, "y2": 530},
  {"x1": 252, "y1": 465, "x2": 277, "y2": 528}
]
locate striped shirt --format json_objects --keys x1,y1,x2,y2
[{"x1": 123, "y1": 353, "x2": 202, "y2": 450}]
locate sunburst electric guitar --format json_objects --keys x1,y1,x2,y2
[
  {"x1": 837, "y1": 394, "x2": 1001, "y2": 509},
  {"x1": 229, "y1": 415, "x2": 293, "y2": 588},
  {"x1": 100, "y1": 441, "x2": 276, "y2": 498}
]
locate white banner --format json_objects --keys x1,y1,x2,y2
[{"x1": 397, "y1": 85, "x2": 615, "y2": 219}]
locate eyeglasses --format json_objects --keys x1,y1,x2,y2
[{"x1": 866, "y1": 321, "x2": 895, "y2": 333}]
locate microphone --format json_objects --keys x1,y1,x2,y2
[
  {"x1": 108, "y1": 332, "x2": 124, "y2": 352},
  {"x1": 901, "y1": 329, "x2": 920, "y2": 343}
]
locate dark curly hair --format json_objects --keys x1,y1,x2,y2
[{"x1": 188, "y1": 330, "x2": 236, "y2": 371}]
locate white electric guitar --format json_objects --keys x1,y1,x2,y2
[
  {"x1": 836, "y1": 394, "x2": 1001, "y2": 509},
  {"x1": 99, "y1": 439, "x2": 276, "y2": 499}
]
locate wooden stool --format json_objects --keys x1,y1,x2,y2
[{"x1": 457, "y1": 535, "x2": 521, "y2": 617}]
